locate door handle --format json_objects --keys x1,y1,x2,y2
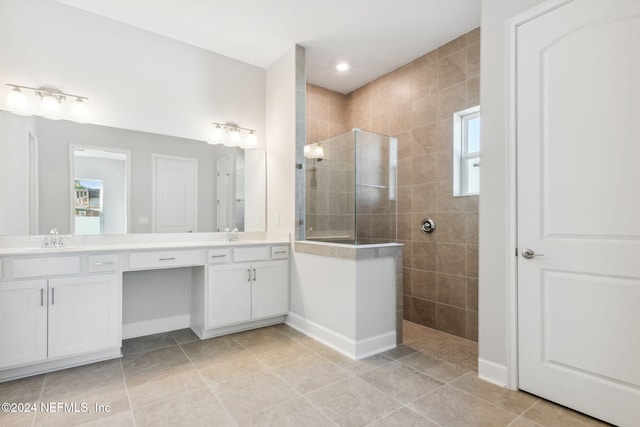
[
  {"x1": 522, "y1": 249, "x2": 544, "y2": 259},
  {"x1": 248, "y1": 269, "x2": 251, "y2": 282},
  {"x1": 253, "y1": 268, "x2": 256, "y2": 281}
]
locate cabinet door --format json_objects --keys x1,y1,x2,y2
[
  {"x1": 207, "y1": 263, "x2": 252, "y2": 328},
  {"x1": 0, "y1": 280, "x2": 47, "y2": 369},
  {"x1": 48, "y1": 274, "x2": 122, "y2": 359},
  {"x1": 251, "y1": 260, "x2": 289, "y2": 320}
]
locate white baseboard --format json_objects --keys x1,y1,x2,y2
[
  {"x1": 355, "y1": 332, "x2": 397, "y2": 359},
  {"x1": 123, "y1": 314, "x2": 191, "y2": 339},
  {"x1": 0, "y1": 348, "x2": 121, "y2": 383},
  {"x1": 286, "y1": 313, "x2": 395, "y2": 360},
  {"x1": 196, "y1": 316, "x2": 286, "y2": 340},
  {"x1": 478, "y1": 358, "x2": 509, "y2": 387}
]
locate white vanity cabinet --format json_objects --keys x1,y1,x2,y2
[
  {"x1": 0, "y1": 280, "x2": 48, "y2": 369},
  {"x1": 0, "y1": 263, "x2": 121, "y2": 372},
  {"x1": 207, "y1": 263, "x2": 253, "y2": 328},
  {"x1": 251, "y1": 260, "x2": 289, "y2": 320},
  {"x1": 206, "y1": 259, "x2": 289, "y2": 328},
  {"x1": 48, "y1": 274, "x2": 121, "y2": 359},
  {"x1": 193, "y1": 244, "x2": 289, "y2": 337}
]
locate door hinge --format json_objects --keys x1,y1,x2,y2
[{"x1": 515, "y1": 248, "x2": 518, "y2": 256}]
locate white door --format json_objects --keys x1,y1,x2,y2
[
  {"x1": 207, "y1": 263, "x2": 252, "y2": 328},
  {"x1": 153, "y1": 155, "x2": 198, "y2": 233},
  {"x1": 216, "y1": 155, "x2": 234, "y2": 232},
  {"x1": 0, "y1": 280, "x2": 47, "y2": 368},
  {"x1": 251, "y1": 260, "x2": 289, "y2": 320},
  {"x1": 516, "y1": 1, "x2": 640, "y2": 425},
  {"x1": 48, "y1": 274, "x2": 121, "y2": 359}
]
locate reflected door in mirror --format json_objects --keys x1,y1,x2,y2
[{"x1": 153, "y1": 155, "x2": 198, "y2": 233}]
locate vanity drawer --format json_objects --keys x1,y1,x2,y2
[
  {"x1": 208, "y1": 248, "x2": 232, "y2": 264},
  {"x1": 271, "y1": 246, "x2": 289, "y2": 260},
  {"x1": 88, "y1": 254, "x2": 120, "y2": 273},
  {"x1": 129, "y1": 250, "x2": 203, "y2": 270},
  {"x1": 12, "y1": 256, "x2": 81, "y2": 279},
  {"x1": 234, "y1": 246, "x2": 270, "y2": 262}
]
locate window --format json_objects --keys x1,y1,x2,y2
[{"x1": 453, "y1": 106, "x2": 480, "y2": 196}]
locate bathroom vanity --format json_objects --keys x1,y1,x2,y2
[{"x1": 0, "y1": 238, "x2": 289, "y2": 382}]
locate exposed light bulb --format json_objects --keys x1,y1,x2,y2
[
  {"x1": 313, "y1": 144, "x2": 325, "y2": 159},
  {"x1": 336, "y1": 62, "x2": 350, "y2": 72},
  {"x1": 208, "y1": 124, "x2": 225, "y2": 144},
  {"x1": 70, "y1": 98, "x2": 89, "y2": 122},
  {"x1": 6, "y1": 87, "x2": 30, "y2": 115},
  {"x1": 230, "y1": 128, "x2": 241, "y2": 143},
  {"x1": 40, "y1": 94, "x2": 61, "y2": 119},
  {"x1": 244, "y1": 131, "x2": 257, "y2": 148},
  {"x1": 304, "y1": 143, "x2": 324, "y2": 159}
]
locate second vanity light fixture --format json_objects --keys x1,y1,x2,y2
[
  {"x1": 304, "y1": 142, "x2": 325, "y2": 160},
  {"x1": 208, "y1": 122, "x2": 258, "y2": 149},
  {"x1": 5, "y1": 83, "x2": 90, "y2": 122}
]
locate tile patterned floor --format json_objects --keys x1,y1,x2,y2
[{"x1": 0, "y1": 321, "x2": 612, "y2": 426}]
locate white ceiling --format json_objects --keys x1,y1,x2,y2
[{"x1": 55, "y1": 0, "x2": 480, "y2": 94}]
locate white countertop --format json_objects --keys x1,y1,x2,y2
[{"x1": 0, "y1": 232, "x2": 290, "y2": 257}]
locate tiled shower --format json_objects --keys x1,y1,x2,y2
[{"x1": 306, "y1": 28, "x2": 480, "y2": 341}]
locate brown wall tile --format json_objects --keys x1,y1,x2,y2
[
  {"x1": 466, "y1": 278, "x2": 478, "y2": 312},
  {"x1": 412, "y1": 269, "x2": 437, "y2": 301},
  {"x1": 436, "y1": 304, "x2": 466, "y2": 337},
  {"x1": 437, "y1": 273, "x2": 467, "y2": 308},
  {"x1": 437, "y1": 243, "x2": 466, "y2": 276},
  {"x1": 438, "y1": 50, "x2": 467, "y2": 90},
  {"x1": 465, "y1": 310, "x2": 478, "y2": 341},
  {"x1": 412, "y1": 298, "x2": 437, "y2": 328},
  {"x1": 412, "y1": 241, "x2": 437, "y2": 271}
]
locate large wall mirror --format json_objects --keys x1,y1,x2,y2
[{"x1": 0, "y1": 111, "x2": 266, "y2": 236}]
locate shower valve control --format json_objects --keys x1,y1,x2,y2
[{"x1": 420, "y1": 218, "x2": 436, "y2": 234}]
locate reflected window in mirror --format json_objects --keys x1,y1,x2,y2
[{"x1": 72, "y1": 146, "x2": 129, "y2": 235}]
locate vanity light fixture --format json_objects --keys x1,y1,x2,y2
[
  {"x1": 304, "y1": 143, "x2": 325, "y2": 160},
  {"x1": 245, "y1": 130, "x2": 258, "y2": 148},
  {"x1": 207, "y1": 122, "x2": 258, "y2": 148},
  {"x1": 69, "y1": 97, "x2": 90, "y2": 122},
  {"x1": 39, "y1": 91, "x2": 63, "y2": 119},
  {"x1": 5, "y1": 86, "x2": 30, "y2": 115},
  {"x1": 4, "y1": 83, "x2": 90, "y2": 122}
]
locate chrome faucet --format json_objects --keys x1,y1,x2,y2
[
  {"x1": 42, "y1": 228, "x2": 64, "y2": 248},
  {"x1": 225, "y1": 227, "x2": 239, "y2": 242}
]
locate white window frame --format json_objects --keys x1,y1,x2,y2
[{"x1": 453, "y1": 106, "x2": 480, "y2": 196}]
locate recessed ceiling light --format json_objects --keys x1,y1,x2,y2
[{"x1": 336, "y1": 62, "x2": 350, "y2": 72}]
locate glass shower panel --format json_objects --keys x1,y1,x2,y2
[
  {"x1": 305, "y1": 131, "x2": 356, "y2": 243},
  {"x1": 305, "y1": 129, "x2": 396, "y2": 245},
  {"x1": 355, "y1": 130, "x2": 397, "y2": 244}
]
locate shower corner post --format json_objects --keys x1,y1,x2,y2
[{"x1": 294, "y1": 44, "x2": 306, "y2": 241}]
